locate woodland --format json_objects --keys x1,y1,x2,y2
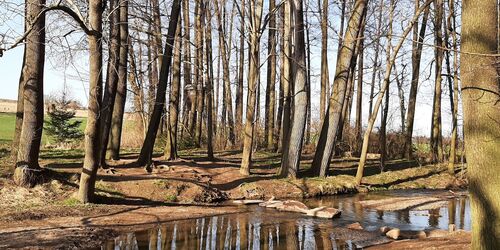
[{"x1": 0, "y1": 0, "x2": 498, "y2": 248}]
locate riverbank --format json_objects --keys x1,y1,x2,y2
[{"x1": 0, "y1": 149, "x2": 469, "y2": 248}]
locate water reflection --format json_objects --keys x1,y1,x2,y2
[{"x1": 105, "y1": 191, "x2": 470, "y2": 250}]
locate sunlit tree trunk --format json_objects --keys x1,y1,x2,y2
[
  {"x1": 235, "y1": 0, "x2": 245, "y2": 145},
  {"x1": 279, "y1": 0, "x2": 308, "y2": 178},
  {"x1": 430, "y1": 0, "x2": 444, "y2": 163},
  {"x1": 265, "y1": 0, "x2": 277, "y2": 150},
  {"x1": 446, "y1": 0, "x2": 458, "y2": 174},
  {"x1": 310, "y1": 0, "x2": 367, "y2": 177},
  {"x1": 165, "y1": 20, "x2": 182, "y2": 160},
  {"x1": 240, "y1": 0, "x2": 264, "y2": 175},
  {"x1": 99, "y1": 0, "x2": 120, "y2": 167},
  {"x1": 14, "y1": 0, "x2": 46, "y2": 187},
  {"x1": 404, "y1": 0, "x2": 430, "y2": 159},
  {"x1": 78, "y1": 0, "x2": 104, "y2": 202},
  {"x1": 318, "y1": 0, "x2": 329, "y2": 123},
  {"x1": 108, "y1": 0, "x2": 129, "y2": 160},
  {"x1": 461, "y1": 1, "x2": 500, "y2": 248}
]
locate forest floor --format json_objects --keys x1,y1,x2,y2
[{"x1": 0, "y1": 146, "x2": 469, "y2": 249}]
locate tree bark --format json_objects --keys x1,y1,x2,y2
[
  {"x1": 404, "y1": 0, "x2": 430, "y2": 159},
  {"x1": 319, "y1": 0, "x2": 329, "y2": 123},
  {"x1": 240, "y1": 0, "x2": 264, "y2": 175},
  {"x1": 165, "y1": 19, "x2": 182, "y2": 160},
  {"x1": 235, "y1": 0, "x2": 245, "y2": 145},
  {"x1": 461, "y1": 1, "x2": 500, "y2": 248},
  {"x1": 204, "y1": 1, "x2": 215, "y2": 159},
  {"x1": 108, "y1": 0, "x2": 129, "y2": 160},
  {"x1": 78, "y1": 0, "x2": 104, "y2": 202},
  {"x1": 99, "y1": 0, "x2": 120, "y2": 167},
  {"x1": 446, "y1": 0, "x2": 458, "y2": 175},
  {"x1": 265, "y1": 0, "x2": 277, "y2": 150},
  {"x1": 136, "y1": 0, "x2": 182, "y2": 166},
  {"x1": 279, "y1": 0, "x2": 308, "y2": 179},
  {"x1": 430, "y1": 0, "x2": 444, "y2": 163},
  {"x1": 14, "y1": 0, "x2": 46, "y2": 187},
  {"x1": 309, "y1": 0, "x2": 367, "y2": 177}
]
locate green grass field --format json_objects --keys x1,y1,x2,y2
[{"x1": 0, "y1": 112, "x2": 86, "y2": 144}]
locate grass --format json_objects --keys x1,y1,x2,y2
[{"x1": 0, "y1": 112, "x2": 86, "y2": 145}]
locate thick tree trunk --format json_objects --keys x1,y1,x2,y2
[
  {"x1": 309, "y1": 0, "x2": 367, "y2": 177},
  {"x1": 279, "y1": 0, "x2": 308, "y2": 179},
  {"x1": 165, "y1": 20, "x2": 182, "y2": 160},
  {"x1": 136, "y1": 0, "x2": 182, "y2": 166},
  {"x1": 265, "y1": 0, "x2": 277, "y2": 150},
  {"x1": 404, "y1": 0, "x2": 430, "y2": 159},
  {"x1": 78, "y1": 0, "x2": 104, "y2": 202},
  {"x1": 99, "y1": 0, "x2": 120, "y2": 167},
  {"x1": 461, "y1": 1, "x2": 500, "y2": 248},
  {"x1": 240, "y1": 0, "x2": 264, "y2": 175},
  {"x1": 108, "y1": 0, "x2": 129, "y2": 160},
  {"x1": 14, "y1": 0, "x2": 46, "y2": 187},
  {"x1": 355, "y1": 0, "x2": 433, "y2": 185},
  {"x1": 12, "y1": 52, "x2": 25, "y2": 161},
  {"x1": 430, "y1": 0, "x2": 444, "y2": 163}
]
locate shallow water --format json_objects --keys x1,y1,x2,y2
[{"x1": 103, "y1": 190, "x2": 470, "y2": 250}]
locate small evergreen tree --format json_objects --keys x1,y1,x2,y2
[{"x1": 45, "y1": 103, "x2": 84, "y2": 144}]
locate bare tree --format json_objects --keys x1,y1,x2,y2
[
  {"x1": 13, "y1": 0, "x2": 46, "y2": 187},
  {"x1": 404, "y1": 0, "x2": 430, "y2": 159},
  {"x1": 136, "y1": 0, "x2": 182, "y2": 166},
  {"x1": 430, "y1": 0, "x2": 444, "y2": 163},
  {"x1": 264, "y1": 0, "x2": 277, "y2": 150},
  {"x1": 310, "y1": 0, "x2": 368, "y2": 177},
  {"x1": 461, "y1": 1, "x2": 500, "y2": 248},
  {"x1": 279, "y1": 0, "x2": 308, "y2": 178},
  {"x1": 355, "y1": 0, "x2": 433, "y2": 185}
]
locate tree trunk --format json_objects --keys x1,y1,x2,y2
[
  {"x1": 204, "y1": 1, "x2": 215, "y2": 159},
  {"x1": 319, "y1": 0, "x2": 329, "y2": 123},
  {"x1": 355, "y1": 0, "x2": 433, "y2": 185},
  {"x1": 99, "y1": 0, "x2": 120, "y2": 167},
  {"x1": 14, "y1": 0, "x2": 46, "y2": 187},
  {"x1": 461, "y1": 1, "x2": 500, "y2": 248},
  {"x1": 368, "y1": 0, "x2": 384, "y2": 119},
  {"x1": 195, "y1": 0, "x2": 205, "y2": 147},
  {"x1": 165, "y1": 19, "x2": 182, "y2": 160},
  {"x1": 108, "y1": 0, "x2": 129, "y2": 160},
  {"x1": 279, "y1": 0, "x2": 308, "y2": 179},
  {"x1": 240, "y1": 0, "x2": 264, "y2": 175},
  {"x1": 310, "y1": 0, "x2": 367, "y2": 177},
  {"x1": 265, "y1": 0, "x2": 277, "y2": 150},
  {"x1": 379, "y1": 0, "x2": 394, "y2": 171},
  {"x1": 214, "y1": 0, "x2": 236, "y2": 147},
  {"x1": 78, "y1": 0, "x2": 104, "y2": 202},
  {"x1": 278, "y1": 0, "x2": 292, "y2": 155},
  {"x1": 354, "y1": 20, "x2": 365, "y2": 154},
  {"x1": 430, "y1": 0, "x2": 444, "y2": 163},
  {"x1": 181, "y1": 0, "x2": 193, "y2": 140},
  {"x1": 235, "y1": 0, "x2": 245, "y2": 145},
  {"x1": 12, "y1": 52, "x2": 25, "y2": 161},
  {"x1": 136, "y1": 0, "x2": 182, "y2": 166},
  {"x1": 404, "y1": 0, "x2": 430, "y2": 159},
  {"x1": 446, "y1": 0, "x2": 458, "y2": 175}
]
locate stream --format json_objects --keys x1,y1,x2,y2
[{"x1": 102, "y1": 190, "x2": 470, "y2": 249}]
